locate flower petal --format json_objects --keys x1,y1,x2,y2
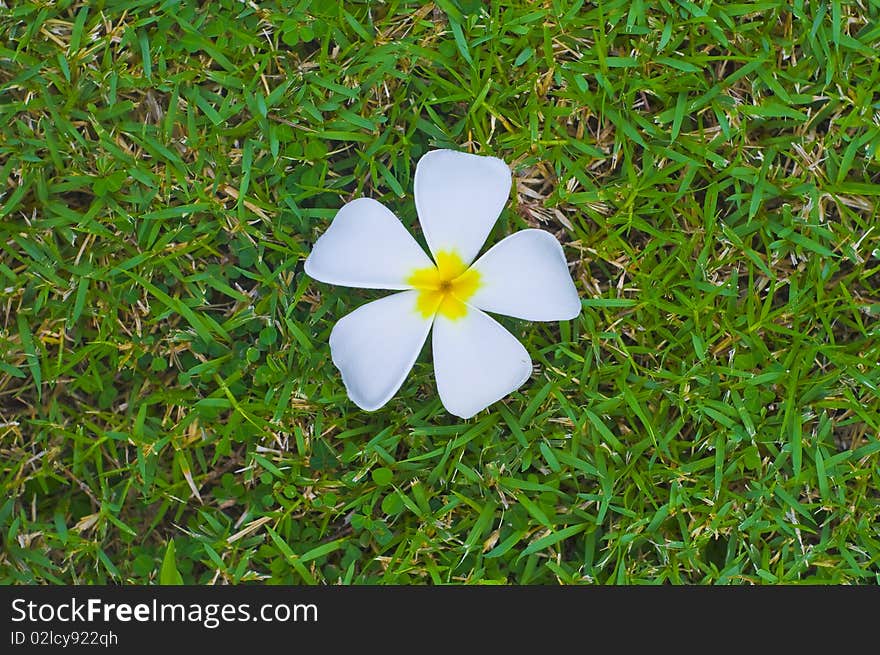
[
  {"x1": 432, "y1": 309, "x2": 532, "y2": 419},
  {"x1": 305, "y1": 197, "x2": 433, "y2": 290},
  {"x1": 468, "y1": 229, "x2": 581, "y2": 321},
  {"x1": 414, "y1": 149, "x2": 512, "y2": 266},
  {"x1": 329, "y1": 291, "x2": 433, "y2": 411}
]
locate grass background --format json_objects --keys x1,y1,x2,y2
[{"x1": 2, "y1": 0, "x2": 879, "y2": 584}]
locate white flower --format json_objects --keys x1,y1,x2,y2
[{"x1": 305, "y1": 149, "x2": 581, "y2": 418}]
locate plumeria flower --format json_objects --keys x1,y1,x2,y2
[{"x1": 305, "y1": 149, "x2": 580, "y2": 418}]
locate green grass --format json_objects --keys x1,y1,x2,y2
[{"x1": 2, "y1": 0, "x2": 879, "y2": 585}]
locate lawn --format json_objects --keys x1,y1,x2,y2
[{"x1": 1, "y1": 0, "x2": 879, "y2": 585}]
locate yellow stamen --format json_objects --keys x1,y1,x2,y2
[{"x1": 407, "y1": 251, "x2": 481, "y2": 320}]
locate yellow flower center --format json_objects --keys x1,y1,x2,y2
[{"x1": 407, "y1": 251, "x2": 481, "y2": 320}]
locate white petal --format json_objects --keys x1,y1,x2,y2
[
  {"x1": 329, "y1": 291, "x2": 432, "y2": 411},
  {"x1": 305, "y1": 197, "x2": 433, "y2": 290},
  {"x1": 414, "y1": 149, "x2": 512, "y2": 266},
  {"x1": 468, "y1": 229, "x2": 581, "y2": 321},
  {"x1": 432, "y1": 309, "x2": 532, "y2": 419}
]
